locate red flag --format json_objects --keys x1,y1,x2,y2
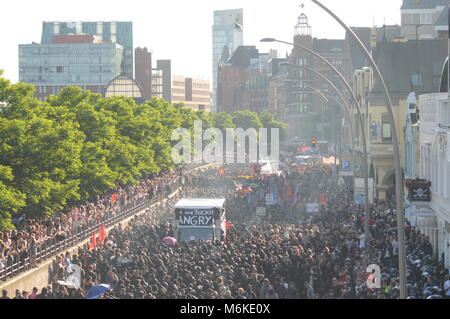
[
  {"x1": 320, "y1": 193, "x2": 328, "y2": 206},
  {"x1": 89, "y1": 233, "x2": 97, "y2": 251},
  {"x1": 97, "y1": 223, "x2": 108, "y2": 245},
  {"x1": 111, "y1": 193, "x2": 117, "y2": 202},
  {"x1": 288, "y1": 186, "x2": 294, "y2": 199},
  {"x1": 218, "y1": 167, "x2": 224, "y2": 176},
  {"x1": 287, "y1": 186, "x2": 293, "y2": 202}
]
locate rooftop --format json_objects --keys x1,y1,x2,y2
[
  {"x1": 227, "y1": 46, "x2": 260, "y2": 69},
  {"x1": 401, "y1": 0, "x2": 447, "y2": 10},
  {"x1": 371, "y1": 39, "x2": 447, "y2": 95},
  {"x1": 312, "y1": 39, "x2": 345, "y2": 54},
  {"x1": 52, "y1": 34, "x2": 101, "y2": 44},
  {"x1": 434, "y1": 6, "x2": 449, "y2": 26},
  {"x1": 174, "y1": 199, "x2": 226, "y2": 209}
]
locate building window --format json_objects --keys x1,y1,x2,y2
[
  {"x1": 381, "y1": 113, "x2": 392, "y2": 142},
  {"x1": 420, "y1": 13, "x2": 432, "y2": 25},
  {"x1": 411, "y1": 73, "x2": 422, "y2": 87}
]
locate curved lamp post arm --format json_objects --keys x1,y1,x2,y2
[
  {"x1": 311, "y1": 0, "x2": 406, "y2": 300},
  {"x1": 264, "y1": 38, "x2": 371, "y2": 258},
  {"x1": 304, "y1": 84, "x2": 352, "y2": 159},
  {"x1": 281, "y1": 62, "x2": 355, "y2": 150},
  {"x1": 305, "y1": 85, "x2": 330, "y2": 140},
  {"x1": 305, "y1": 85, "x2": 329, "y2": 103}
]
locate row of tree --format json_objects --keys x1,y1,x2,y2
[{"x1": 0, "y1": 71, "x2": 286, "y2": 230}]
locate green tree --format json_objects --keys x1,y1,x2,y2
[
  {"x1": 0, "y1": 117, "x2": 84, "y2": 217},
  {"x1": 212, "y1": 112, "x2": 235, "y2": 133},
  {"x1": 259, "y1": 111, "x2": 288, "y2": 143},
  {"x1": 0, "y1": 71, "x2": 234, "y2": 223},
  {"x1": 0, "y1": 165, "x2": 26, "y2": 230},
  {"x1": 232, "y1": 111, "x2": 263, "y2": 130}
]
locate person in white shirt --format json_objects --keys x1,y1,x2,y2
[
  {"x1": 359, "y1": 233, "x2": 366, "y2": 249},
  {"x1": 444, "y1": 275, "x2": 450, "y2": 299}
]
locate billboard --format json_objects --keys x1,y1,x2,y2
[
  {"x1": 176, "y1": 209, "x2": 216, "y2": 226},
  {"x1": 354, "y1": 178, "x2": 374, "y2": 204},
  {"x1": 340, "y1": 160, "x2": 353, "y2": 176}
]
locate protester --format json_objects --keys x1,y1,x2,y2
[
  {"x1": 3, "y1": 162, "x2": 448, "y2": 299},
  {"x1": 0, "y1": 290, "x2": 9, "y2": 299},
  {"x1": 0, "y1": 166, "x2": 187, "y2": 279}
]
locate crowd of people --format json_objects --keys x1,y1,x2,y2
[
  {"x1": 0, "y1": 166, "x2": 187, "y2": 276},
  {"x1": 1, "y1": 161, "x2": 450, "y2": 299}
]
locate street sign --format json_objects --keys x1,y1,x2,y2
[
  {"x1": 256, "y1": 207, "x2": 266, "y2": 216},
  {"x1": 354, "y1": 193, "x2": 365, "y2": 205},
  {"x1": 354, "y1": 178, "x2": 374, "y2": 204},
  {"x1": 339, "y1": 160, "x2": 353, "y2": 176},
  {"x1": 339, "y1": 171, "x2": 354, "y2": 176},
  {"x1": 341, "y1": 160, "x2": 351, "y2": 172},
  {"x1": 306, "y1": 203, "x2": 320, "y2": 213},
  {"x1": 411, "y1": 186, "x2": 431, "y2": 201},
  {"x1": 266, "y1": 193, "x2": 276, "y2": 206}
]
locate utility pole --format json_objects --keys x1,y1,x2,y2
[{"x1": 311, "y1": 0, "x2": 407, "y2": 299}]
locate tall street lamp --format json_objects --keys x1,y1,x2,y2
[
  {"x1": 304, "y1": 85, "x2": 327, "y2": 140},
  {"x1": 262, "y1": 37, "x2": 371, "y2": 260},
  {"x1": 280, "y1": 62, "x2": 356, "y2": 152},
  {"x1": 310, "y1": 0, "x2": 407, "y2": 299},
  {"x1": 303, "y1": 84, "x2": 346, "y2": 165}
]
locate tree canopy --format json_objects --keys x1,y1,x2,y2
[{"x1": 0, "y1": 72, "x2": 287, "y2": 229}]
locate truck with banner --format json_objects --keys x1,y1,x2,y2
[{"x1": 174, "y1": 198, "x2": 226, "y2": 243}]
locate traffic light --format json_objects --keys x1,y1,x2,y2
[{"x1": 311, "y1": 137, "x2": 317, "y2": 148}]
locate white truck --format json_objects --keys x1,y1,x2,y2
[{"x1": 174, "y1": 198, "x2": 226, "y2": 243}]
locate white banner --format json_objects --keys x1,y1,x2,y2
[
  {"x1": 256, "y1": 207, "x2": 266, "y2": 217},
  {"x1": 354, "y1": 178, "x2": 374, "y2": 204},
  {"x1": 306, "y1": 203, "x2": 320, "y2": 213},
  {"x1": 266, "y1": 193, "x2": 275, "y2": 206}
]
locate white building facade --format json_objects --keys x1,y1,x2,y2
[{"x1": 417, "y1": 92, "x2": 450, "y2": 267}]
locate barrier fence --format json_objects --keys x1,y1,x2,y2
[{"x1": 0, "y1": 163, "x2": 212, "y2": 282}]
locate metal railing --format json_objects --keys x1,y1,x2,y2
[
  {"x1": 0, "y1": 163, "x2": 215, "y2": 283},
  {"x1": 0, "y1": 195, "x2": 163, "y2": 282}
]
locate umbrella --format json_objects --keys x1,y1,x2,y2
[
  {"x1": 163, "y1": 237, "x2": 177, "y2": 245},
  {"x1": 85, "y1": 284, "x2": 111, "y2": 299}
]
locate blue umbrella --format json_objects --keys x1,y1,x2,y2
[{"x1": 85, "y1": 284, "x2": 111, "y2": 299}]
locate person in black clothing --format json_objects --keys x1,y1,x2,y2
[
  {"x1": 13, "y1": 290, "x2": 23, "y2": 299},
  {"x1": 7, "y1": 164, "x2": 447, "y2": 300},
  {"x1": 1, "y1": 289, "x2": 10, "y2": 299},
  {"x1": 36, "y1": 288, "x2": 48, "y2": 299}
]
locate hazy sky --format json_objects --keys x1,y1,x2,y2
[{"x1": 0, "y1": 0, "x2": 402, "y2": 83}]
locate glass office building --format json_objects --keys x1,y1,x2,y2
[
  {"x1": 19, "y1": 42, "x2": 123, "y2": 85},
  {"x1": 41, "y1": 21, "x2": 133, "y2": 78},
  {"x1": 212, "y1": 9, "x2": 243, "y2": 112},
  {"x1": 151, "y1": 69, "x2": 163, "y2": 99}
]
